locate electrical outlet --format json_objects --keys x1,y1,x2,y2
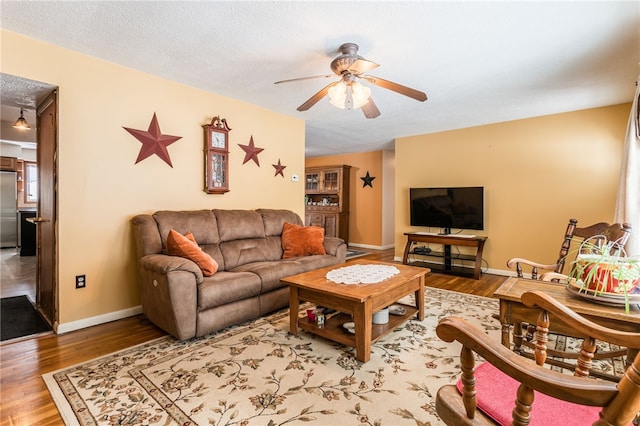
[{"x1": 75, "y1": 275, "x2": 86, "y2": 289}]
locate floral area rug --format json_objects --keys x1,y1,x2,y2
[{"x1": 44, "y1": 287, "x2": 501, "y2": 425}]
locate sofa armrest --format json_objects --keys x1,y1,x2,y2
[
  {"x1": 324, "y1": 237, "x2": 347, "y2": 261},
  {"x1": 139, "y1": 253, "x2": 204, "y2": 282},
  {"x1": 137, "y1": 254, "x2": 202, "y2": 340}
]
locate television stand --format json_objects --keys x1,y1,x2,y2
[{"x1": 402, "y1": 232, "x2": 487, "y2": 279}]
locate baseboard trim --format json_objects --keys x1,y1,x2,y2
[
  {"x1": 486, "y1": 268, "x2": 518, "y2": 277},
  {"x1": 348, "y1": 243, "x2": 395, "y2": 250},
  {"x1": 392, "y1": 256, "x2": 514, "y2": 277},
  {"x1": 56, "y1": 305, "x2": 143, "y2": 334}
]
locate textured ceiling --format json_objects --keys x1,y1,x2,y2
[
  {"x1": 0, "y1": 73, "x2": 56, "y2": 128},
  {"x1": 1, "y1": 1, "x2": 638, "y2": 156}
]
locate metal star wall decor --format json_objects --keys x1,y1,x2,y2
[
  {"x1": 123, "y1": 113, "x2": 182, "y2": 167},
  {"x1": 272, "y1": 159, "x2": 286, "y2": 177},
  {"x1": 360, "y1": 171, "x2": 376, "y2": 188},
  {"x1": 238, "y1": 135, "x2": 264, "y2": 166}
]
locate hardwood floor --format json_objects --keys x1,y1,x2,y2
[
  {"x1": 354, "y1": 247, "x2": 506, "y2": 297},
  {"x1": 0, "y1": 248, "x2": 509, "y2": 425},
  {"x1": 0, "y1": 248, "x2": 36, "y2": 301}
]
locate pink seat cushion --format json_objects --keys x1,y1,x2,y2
[{"x1": 456, "y1": 362, "x2": 602, "y2": 425}]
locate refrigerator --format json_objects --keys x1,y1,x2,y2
[{"x1": 1, "y1": 170, "x2": 18, "y2": 248}]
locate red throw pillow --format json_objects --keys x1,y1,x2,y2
[
  {"x1": 281, "y1": 222, "x2": 326, "y2": 259},
  {"x1": 166, "y1": 229, "x2": 218, "y2": 276}
]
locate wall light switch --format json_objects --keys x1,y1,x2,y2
[{"x1": 291, "y1": 174, "x2": 299, "y2": 182}]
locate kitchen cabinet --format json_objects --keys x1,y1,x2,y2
[{"x1": 0, "y1": 156, "x2": 17, "y2": 172}]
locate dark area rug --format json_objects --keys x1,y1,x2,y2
[
  {"x1": 1, "y1": 295, "x2": 52, "y2": 341},
  {"x1": 345, "y1": 249, "x2": 368, "y2": 259}
]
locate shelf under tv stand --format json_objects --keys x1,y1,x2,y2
[{"x1": 402, "y1": 232, "x2": 487, "y2": 279}]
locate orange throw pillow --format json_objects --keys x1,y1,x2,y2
[
  {"x1": 281, "y1": 222, "x2": 326, "y2": 259},
  {"x1": 166, "y1": 229, "x2": 218, "y2": 276}
]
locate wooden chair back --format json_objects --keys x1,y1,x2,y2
[
  {"x1": 508, "y1": 219, "x2": 632, "y2": 280},
  {"x1": 572, "y1": 221, "x2": 632, "y2": 255}
]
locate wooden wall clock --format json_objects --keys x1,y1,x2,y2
[{"x1": 203, "y1": 116, "x2": 231, "y2": 194}]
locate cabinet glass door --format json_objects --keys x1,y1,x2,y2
[
  {"x1": 323, "y1": 170, "x2": 339, "y2": 191},
  {"x1": 305, "y1": 172, "x2": 320, "y2": 191}
]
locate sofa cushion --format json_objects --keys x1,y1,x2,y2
[
  {"x1": 293, "y1": 254, "x2": 344, "y2": 270},
  {"x1": 230, "y1": 260, "x2": 307, "y2": 293},
  {"x1": 200, "y1": 244, "x2": 226, "y2": 271},
  {"x1": 258, "y1": 209, "x2": 304, "y2": 236},
  {"x1": 196, "y1": 297, "x2": 261, "y2": 338},
  {"x1": 167, "y1": 229, "x2": 218, "y2": 276},
  {"x1": 197, "y1": 271, "x2": 261, "y2": 310},
  {"x1": 154, "y1": 210, "x2": 220, "y2": 246},
  {"x1": 220, "y1": 238, "x2": 276, "y2": 269},
  {"x1": 214, "y1": 209, "x2": 265, "y2": 241},
  {"x1": 281, "y1": 222, "x2": 326, "y2": 259},
  {"x1": 263, "y1": 235, "x2": 285, "y2": 259}
]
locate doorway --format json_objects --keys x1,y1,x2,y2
[{"x1": 0, "y1": 73, "x2": 58, "y2": 338}]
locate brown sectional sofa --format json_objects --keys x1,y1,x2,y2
[{"x1": 132, "y1": 208, "x2": 346, "y2": 340}]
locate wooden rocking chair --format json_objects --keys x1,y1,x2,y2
[
  {"x1": 436, "y1": 291, "x2": 640, "y2": 425},
  {"x1": 506, "y1": 220, "x2": 633, "y2": 378},
  {"x1": 507, "y1": 219, "x2": 632, "y2": 280}
]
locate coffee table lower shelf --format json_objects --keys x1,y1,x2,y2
[{"x1": 296, "y1": 303, "x2": 419, "y2": 348}]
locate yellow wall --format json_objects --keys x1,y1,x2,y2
[
  {"x1": 1, "y1": 30, "x2": 305, "y2": 328},
  {"x1": 306, "y1": 151, "x2": 385, "y2": 247},
  {"x1": 396, "y1": 104, "x2": 630, "y2": 274}
]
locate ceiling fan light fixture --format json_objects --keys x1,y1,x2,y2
[
  {"x1": 12, "y1": 108, "x2": 31, "y2": 129},
  {"x1": 328, "y1": 81, "x2": 371, "y2": 110},
  {"x1": 351, "y1": 81, "x2": 371, "y2": 108},
  {"x1": 328, "y1": 82, "x2": 347, "y2": 109},
  {"x1": 280, "y1": 42, "x2": 426, "y2": 117}
]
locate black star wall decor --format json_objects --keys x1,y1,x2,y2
[{"x1": 360, "y1": 171, "x2": 376, "y2": 188}]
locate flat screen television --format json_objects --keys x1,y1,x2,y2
[{"x1": 409, "y1": 186, "x2": 484, "y2": 232}]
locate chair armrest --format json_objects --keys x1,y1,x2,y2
[
  {"x1": 507, "y1": 258, "x2": 559, "y2": 272},
  {"x1": 139, "y1": 253, "x2": 204, "y2": 283},
  {"x1": 436, "y1": 316, "x2": 617, "y2": 406},
  {"x1": 521, "y1": 290, "x2": 640, "y2": 348},
  {"x1": 507, "y1": 257, "x2": 561, "y2": 279},
  {"x1": 539, "y1": 272, "x2": 569, "y2": 282}
]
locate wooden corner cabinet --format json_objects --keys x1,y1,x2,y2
[{"x1": 305, "y1": 165, "x2": 350, "y2": 242}]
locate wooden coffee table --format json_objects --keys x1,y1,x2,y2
[{"x1": 282, "y1": 259, "x2": 429, "y2": 362}]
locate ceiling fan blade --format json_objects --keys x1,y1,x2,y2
[
  {"x1": 348, "y1": 59, "x2": 379, "y2": 75},
  {"x1": 297, "y1": 82, "x2": 339, "y2": 111},
  {"x1": 361, "y1": 97, "x2": 381, "y2": 119},
  {"x1": 363, "y1": 75, "x2": 427, "y2": 102},
  {"x1": 274, "y1": 74, "x2": 335, "y2": 85}
]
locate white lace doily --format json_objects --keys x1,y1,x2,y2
[{"x1": 326, "y1": 264, "x2": 400, "y2": 284}]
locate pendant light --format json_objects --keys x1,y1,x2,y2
[{"x1": 12, "y1": 108, "x2": 31, "y2": 129}]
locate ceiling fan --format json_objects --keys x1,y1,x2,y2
[{"x1": 274, "y1": 43, "x2": 427, "y2": 119}]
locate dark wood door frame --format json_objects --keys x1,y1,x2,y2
[{"x1": 35, "y1": 91, "x2": 58, "y2": 326}]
